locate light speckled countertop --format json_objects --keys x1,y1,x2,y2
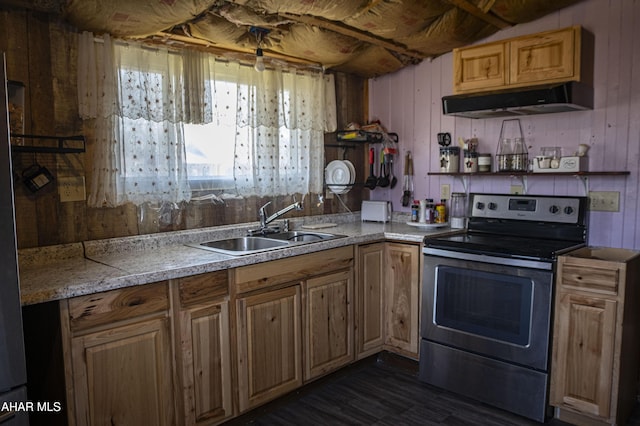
[{"x1": 18, "y1": 213, "x2": 460, "y2": 306}]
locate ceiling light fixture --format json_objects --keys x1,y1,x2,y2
[
  {"x1": 254, "y1": 46, "x2": 265, "y2": 72},
  {"x1": 249, "y1": 26, "x2": 270, "y2": 72}
]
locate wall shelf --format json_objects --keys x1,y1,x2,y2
[
  {"x1": 428, "y1": 171, "x2": 630, "y2": 195},
  {"x1": 10, "y1": 134, "x2": 86, "y2": 154},
  {"x1": 336, "y1": 131, "x2": 398, "y2": 144},
  {"x1": 427, "y1": 171, "x2": 630, "y2": 177}
]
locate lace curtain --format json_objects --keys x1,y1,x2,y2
[
  {"x1": 78, "y1": 32, "x2": 336, "y2": 207},
  {"x1": 215, "y1": 61, "x2": 336, "y2": 197},
  {"x1": 78, "y1": 32, "x2": 193, "y2": 207}
]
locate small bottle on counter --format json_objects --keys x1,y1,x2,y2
[
  {"x1": 411, "y1": 201, "x2": 419, "y2": 222},
  {"x1": 435, "y1": 199, "x2": 447, "y2": 224},
  {"x1": 419, "y1": 199, "x2": 428, "y2": 223},
  {"x1": 425, "y1": 199, "x2": 435, "y2": 223}
]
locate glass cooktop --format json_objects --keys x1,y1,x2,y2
[{"x1": 424, "y1": 232, "x2": 585, "y2": 262}]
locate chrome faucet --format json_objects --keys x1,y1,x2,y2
[{"x1": 252, "y1": 200, "x2": 303, "y2": 235}]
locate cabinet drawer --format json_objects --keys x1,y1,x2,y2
[
  {"x1": 68, "y1": 282, "x2": 169, "y2": 332},
  {"x1": 177, "y1": 270, "x2": 228, "y2": 307},
  {"x1": 560, "y1": 263, "x2": 619, "y2": 295},
  {"x1": 233, "y1": 246, "x2": 353, "y2": 294}
]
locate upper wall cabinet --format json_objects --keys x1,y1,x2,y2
[{"x1": 453, "y1": 26, "x2": 592, "y2": 95}]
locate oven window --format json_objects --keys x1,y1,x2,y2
[{"x1": 434, "y1": 266, "x2": 533, "y2": 346}]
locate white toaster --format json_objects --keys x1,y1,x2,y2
[{"x1": 361, "y1": 201, "x2": 392, "y2": 223}]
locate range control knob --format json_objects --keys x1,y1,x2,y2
[
  {"x1": 476, "y1": 202, "x2": 485, "y2": 210},
  {"x1": 564, "y1": 206, "x2": 574, "y2": 215},
  {"x1": 549, "y1": 205, "x2": 560, "y2": 214},
  {"x1": 488, "y1": 202, "x2": 497, "y2": 210}
]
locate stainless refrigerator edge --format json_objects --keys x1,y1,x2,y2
[{"x1": 0, "y1": 53, "x2": 29, "y2": 425}]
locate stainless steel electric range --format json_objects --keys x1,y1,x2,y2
[{"x1": 419, "y1": 193, "x2": 588, "y2": 422}]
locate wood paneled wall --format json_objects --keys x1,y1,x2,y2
[
  {"x1": 369, "y1": 0, "x2": 640, "y2": 250},
  {"x1": 0, "y1": 8, "x2": 368, "y2": 249}
]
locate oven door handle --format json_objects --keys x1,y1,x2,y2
[{"x1": 422, "y1": 247, "x2": 553, "y2": 270}]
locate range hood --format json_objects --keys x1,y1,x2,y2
[{"x1": 442, "y1": 81, "x2": 594, "y2": 119}]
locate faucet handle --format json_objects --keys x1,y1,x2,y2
[
  {"x1": 259, "y1": 201, "x2": 272, "y2": 217},
  {"x1": 291, "y1": 196, "x2": 303, "y2": 210},
  {"x1": 260, "y1": 200, "x2": 272, "y2": 210}
]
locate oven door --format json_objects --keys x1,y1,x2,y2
[{"x1": 421, "y1": 250, "x2": 554, "y2": 371}]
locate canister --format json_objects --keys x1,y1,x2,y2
[
  {"x1": 439, "y1": 147, "x2": 460, "y2": 173},
  {"x1": 478, "y1": 153, "x2": 492, "y2": 172},
  {"x1": 463, "y1": 151, "x2": 478, "y2": 173}
]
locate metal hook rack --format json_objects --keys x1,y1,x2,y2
[{"x1": 10, "y1": 134, "x2": 86, "y2": 154}]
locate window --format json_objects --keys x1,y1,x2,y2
[
  {"x1": 78, "y1": 33, "x2": 336, "y2": 207},
  {"x1": 184, "y1": 121, "x2": 235, "y2": 186}
]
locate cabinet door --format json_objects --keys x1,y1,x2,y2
[
  {"x1": 510, "y1": 26, "x2": 577, "y2": 86},
  {"x1": 550, "y1": 292, "x2": 617, "y2": 419},
  {"x1": 236, "y1": 285, "x2": 302, "y2": 412},
  {"x1": 175, "y1": 301, "x2": 232, "y2": 425},
  {"x1": 356, "y1": 243, "x2": 385, "y2": 358},
  {"x1": 71, "y1": 317, "x2": 175, "y2": 426},
  {"x1": 304, "y1": 269, "x2": 354, "y2": 380},
  {"x1": 385, "y1": 243, "x2": 420, "y2": 357},
  {"x1": 453, "y1": 42, "x2": 508, "y2": 93}
]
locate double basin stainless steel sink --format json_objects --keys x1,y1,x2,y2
[{"x1": 190, "y1": 230, "x2": 346, "y2": 256}]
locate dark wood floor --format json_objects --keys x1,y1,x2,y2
[{"x1": 226, "y1": 352, "x2": 640, "y2": 426}]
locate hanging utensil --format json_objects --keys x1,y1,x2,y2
[
  {"x1": 377, "y1": 149, "x2": 390, "y2": 187},
  {"x1": 407, "y1": 151, "x2": 414, "y2": 201},
  {"x1": 388, "y1": 154, "x2": 397, "y2": 188},
  {"x1": 401, "y1": 151, "x2": 412, "y2": 206},
  {"x1": 365, "y1": 147, "x2": 377, "y2": 190}
]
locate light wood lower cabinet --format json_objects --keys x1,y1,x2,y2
[
  {"x1": 58, "y1": 242, "x2": 424, "y2": 424},
  {"x1": 551, "y1": 247, "x2": 640, "y2": 426},
  {"x1": 355, "y1": 242, "x2": 385, "y2": 358},
  {"x1": 304, "y1": 269, "x2": 354, "y2": 380},
  {"x1": 355, "y1": 242, "x2": 421, "y2": 359},
  {"x1": 61, "y1": 282, "x2": 175, "y2": 426},
  {"x1": 384, "y1": 242, "x2": 421, "y2": 358},
  {"x1": 235, "y1": 284, "x2": 303, "y2": 412},
  {"x1": 172, "y1": 271, "x2": 232, "y2": 425},
  {"x1": 232, "y1": 246, "x2": 354, "y2": 413}
]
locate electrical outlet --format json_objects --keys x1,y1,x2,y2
[
  {"x1": 589, "y1": 191, "x2": 620, "y2": 212},
  {"x1": 58, "y1": 176, "x2": 86, "y2": 202},
  {"x1": 510, "y1": 185, "x2": 523, "y2": 194},
  {"x1": 440, "y1": 184, "x2": 450, "y2": 200}
]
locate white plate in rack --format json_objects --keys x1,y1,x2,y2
[
  {"x1": 325, "y1": 160, "x2": 353, "y2": 194},
  {"x1": 405, "y1": 221, "x2": 449, "y2": 228},
  {"x1": 344, "y1": 160, "x2": 356, "y2": 185}
]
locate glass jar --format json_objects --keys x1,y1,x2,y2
[
  {"x1": 450, "y1": 193, "x2": 467, "y2": 228},
  {"x1": 511, "y1": 138, "x2": 528, "y2": 171},
  {"x1": 496, "y1": 138, "x2": 513, "y2": 172}
]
